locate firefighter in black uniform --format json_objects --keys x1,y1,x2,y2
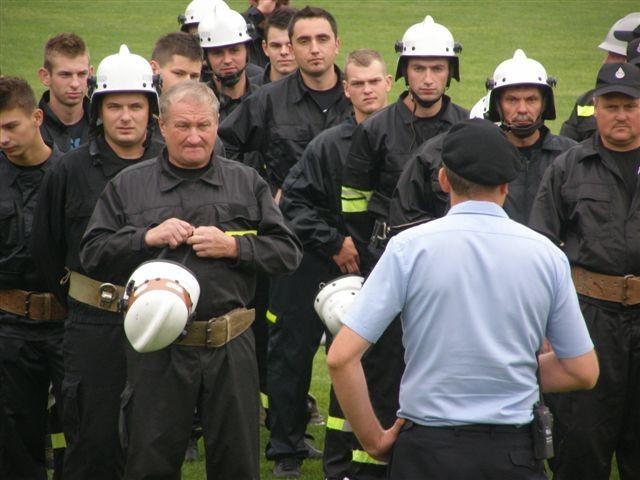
[
  {"x1": 219, "y1": 9, "x2": 351, "y2": 461},
  {"x1": 30, "y1": 45, "x2": 164, "y2": 480},
  {"x1": 0, "y1": 77, "x2": 66, "y2": 480},
  {"x1": 37, "y1": 33, "x2": 91, "y2": 153},
  {"x1": 197, "y1": 4, "x2": 262, "y2": 121},
  {"x1": 218, "y1": 6, "x2": 352, "y2": 193},
  {"x1": 389, "y1": 49, "x2": 577, "y2": 228},
  {"x1": 249, "y1": 6, "x2": 298, "y2": 87},
  {"x1": 560, "y1": 13, "x2": 639, "y2": 142},
  {"x1": 243, "y1": 0, "x2": 292, "y2": 68},
  {"x1": 269, "y1": 50, "x2": 392, "y2": 479},
  {"x1": 338, "y1": 16, "x2": 467, "y2": 478},
  {"x1": 79, "y1": 81, "x2": 302, "y2": 480},
  {"x1": 529, "y1": 62, "x2": 640, "y2": 480}
]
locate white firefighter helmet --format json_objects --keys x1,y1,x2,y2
[
  {"x1": 123, "y1": 260, "x2": 200, "y2": 353},
  {"x1": 179, "y1": 0, "x2": 229, "y2": 31},
  {"x1": 469, "y1": 93, "x2": 489, "y2": 120},
  {"x1": 598, "y1": 13, "x2": 640, "y2": 56},
  {"x1": 91, "y1": 44, "x2": 159, "y2": 117},
  {"x1": 313, "y1": 275, "x2": 364, "y2": 336},
  {"x1": 486, "y1": 49, "x2": 556, "y2": 122},
  {"x1": 198, "y1": 5, "x2": 251, "y2": 49},
  {"x1": 394, "y1": 15, "x2": 461, "y2": 83}
]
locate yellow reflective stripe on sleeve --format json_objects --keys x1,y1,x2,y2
[
  {"x1": 225, "y1": 230, "x2": 258, "y2": 236},
  {"x1": 326, "y1": 415, "x2": 352, "y2": 432},
  {"x1": 341, "y1": 187, "x2": 373, "y2": 213},
  {"x1": 266, "y1": 310, "x2": 277, "y2": 324},
  {"x1": 576, "y1": 105, "x2": 594, "y2": 117},
  {"x1": 51, "y1": 432, "x2": 67, "y2": 449},
  {"x1": 260, "y1": 392, "x2": 269, "y2": 409},
  {"x1": 352, "y1": 449, "x2": 387, "y2": 465}
]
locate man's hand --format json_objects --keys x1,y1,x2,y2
[
  {"x1": 367, "y1": 418, "x2": 405, "y2": 463},
  {"x1": 332, "y1": 236, "x2": 360, "y2": 274},
  {"x1": 145, "y1": 218, "x2": 194, "y2": 249},
  {"x1": 186, "y1": 226, "x2": 239, "y2": 259}
]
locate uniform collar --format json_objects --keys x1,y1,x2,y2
[
  {"x1": 397, "y1": 91, "x2": 455, "y2": 126},
  {"x1": 291, "y1": 66, "x2": 344, "y2": 104},
  {"x1": 38, "y1": 90, "x2": 91, "y2": 128},
  {"x1": 0, "y1": 145, "x2": 59, "y2": 185},
  {"x1": 157, "y1": 147, "x2": 223, "y2": 192},
  {"x1": 447, "y1": 200, "x2": 509, "y2": 219}
]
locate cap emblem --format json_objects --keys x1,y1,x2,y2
[{"x1": 615, "y1": 67, "x2": 625, "y2": 79}]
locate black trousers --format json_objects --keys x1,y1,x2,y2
[
  {"x1": 62, "y1": 301, "x2": 127, "y2": 480},
  {"x1": 0, "y1": 327, "x2": 64, "y2": 480},
  {"x1": 266, "y1": 252, "x2": 338, "y2": 460},
  {"x1": 389, "y1": 423, "x2": 546, "y2": 480},
  {"x1": 547, "y1": 299, "x2": 640, "y2": 480},
  {"x1": 122, "y1": 329, "x2": 260, "y2": 480}
]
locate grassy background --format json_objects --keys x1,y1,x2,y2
[{"x1": 1, "y1": 1, "x2": 633, "y2": 478}]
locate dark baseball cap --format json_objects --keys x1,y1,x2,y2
[
  {"x1": 441, "y1": 118, "x2": 522, "y2": 186},
  {"x1": 593, "y1": 62, "x2": 640, "y2": 98}
]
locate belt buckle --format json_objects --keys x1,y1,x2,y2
[
  {"x1": 99, "y1": 283, "x2": 119, "y2": 309},
  {"x1": 24, "y1": 291, "x2": 33, "y2": 317}
]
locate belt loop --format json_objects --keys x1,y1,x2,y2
[
  {"x1": 43, "y1": 294, "x2": 52, "y2": 320},
  {"x1": 224, "y1": 313, "x2": 232, "y2": 344},
  {"x1": 622, "y1": 275, "x2": 633, "y2": 306},
  {"x1": 206, "y1": 318, "x2": 215, "y2": 348}
]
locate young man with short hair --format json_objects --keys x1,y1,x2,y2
[
  {"x1": 37, "y1": 33, "x2": 91, "y2": 152},
  {"x1": 31, "y1": 45, "x2": 164, "y2": 480},
  {"x1": 150, "y1": 31, "x2": 203, "y2": 92},
  {"x1": 0, "y1": 76, "x2": 66, "y2": 480},
  {"x1": 251, "y1": 6, "x2": 298, "y2": 86}
]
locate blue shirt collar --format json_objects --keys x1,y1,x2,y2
[{"x1": 447, "y1": 200, "x2": 509, "y2": 219}]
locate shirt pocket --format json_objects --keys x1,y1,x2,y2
[
  {"x1": 565, "y1": 183, "x2": 612, "y2": 239},
  {"x1": 215, "y1": 203, "x2": 261, "y2": 235},
  {"x1": 0, "y1": 201, "x2": 20, "y2": 252}
]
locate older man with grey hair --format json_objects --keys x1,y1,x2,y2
[{"x1": 79, "y1": 82, "x2": 302, "y2": 479}]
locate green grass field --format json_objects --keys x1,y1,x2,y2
[{"x1": 1, "y1": 1, "x2": 633, "y2": 478}]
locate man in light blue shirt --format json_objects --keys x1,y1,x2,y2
[{"x1": 327, "y1": 119, "x2": 599, "y2": 480}]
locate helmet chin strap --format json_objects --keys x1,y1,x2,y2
[
  {"x1": 408, "y1": 88, "x2": 442, "y2": 109},
  {"x1": 215, "y1": 66, "x2": 246, "y2": 88},
  {"x1": 500, "y1": 117, "x2": 543, "y2": 138}
]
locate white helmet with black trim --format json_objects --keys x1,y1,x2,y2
[
  {"x1": 314, "y1": 275, "x2": 364, "y2": 336},
  {"x1": 198, "y1": 5, "x2": 252, "y2": 49},
  {"x1": 469, "y1": 93, "x2": 489, "y2": 120},
  {"x1": 394, "y1": 15, "x2": 461, "y2": 85},
  {"x1": 123, "y1": 260, "x2": 200, "y2": 353},
  {"x1": 598, "y1": 12, "x2": 640, "y2": 56},
  {"x1": 485, "y1": 49, "x2": 556, "y2": 126},
  {"x1": 89, "y1": 44, "x2": 160, "y2": 129},
  {"x1": 179, "y1": 0, "x2": 229, "y2": 32}
]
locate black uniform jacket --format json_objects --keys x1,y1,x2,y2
[
  {"x1": 207, "y1": 74, "x2": 262, "y2": 122},
  {"x1": 529, "y1": 135, "x2": 640, "y2": 276},
  {"x1": 79, "y1": 149, "x2": 302, "y2": 319},
  {"x1": 218, "y1": 67, "x2": 353, "y2": 190},
  {"x1": 1, "y1": 147, "x2": 61, "y2": 331},
  {"x1": 559, "y1": 89, "x2": 596, "y2": 142},
  {"x1": 342, "y1": 92, "x2": 468, "y2": 221},
  {"x1": 280, "y1": 116, "x2": 356, "y2": 259},
  {"x1": 30, "y1": 133, "x2": 164, "y2": 305},
  {"x1": 38, "y1": 91, "x2": 90, "y2": 153},
  {"x1": 389, "y1": 127, "x2": 577, "y2": 227}
]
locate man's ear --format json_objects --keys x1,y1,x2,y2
[
  {"x1": 149, "y1": 60, "x2": 160, "y2": 75},
  {"x1": 438, "y1": 167, "x2": 451, "y2": 193},
  {"x1": 33, "y1": 108, "x2": 44, "y2": 128},
  {"x1": 38, "y1": 67, "x2": 51, "y2": 87}
]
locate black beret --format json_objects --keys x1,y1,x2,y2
[
  {"x1": 594, "y1": 62, "x2": 640, "y2": 99},
  {"x1": 442, "y1": 118, "x2": 522, "y2": 186}
]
